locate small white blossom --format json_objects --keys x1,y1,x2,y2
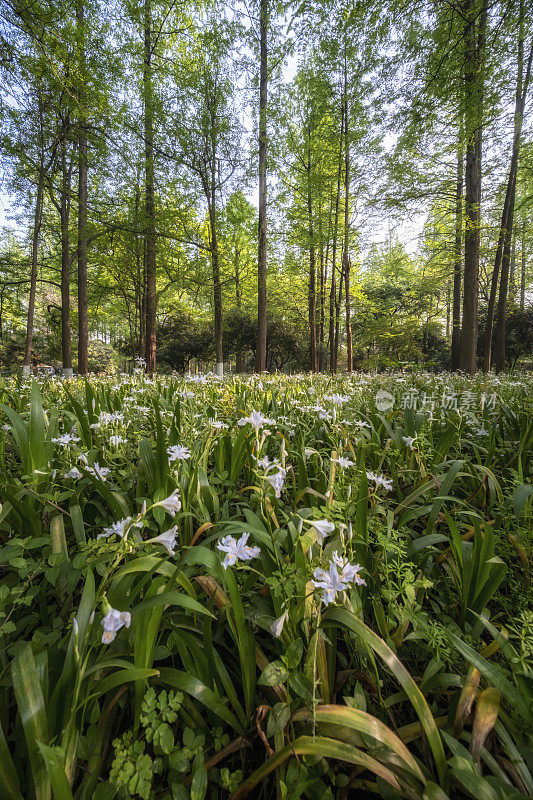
[
  {"x1": 402, "y1": 436, "x2": 416, "y2": 448},
  {"x1": 332, "y1": 456, "x2": 355, "y2": 468},
  {"x1": 147, "y1": 526, "x2": 178, "y2": 556},
  {"x1": 310, "y1": 519, "x2": 335, "y2": 545},
  {"x1": 86, "y1": 462, "x2": 111, "y2": 480},
  {"x1": 52, "y1": 433, "x2": 80, "y2": 446},
  {"x1": 238, "y1": 410, "x2": 275, "y2": 431},
  {"x1": 217, "y1": 532, "x2": 260, "y2": 569},
  {"x1": 331, "y1": 551, "x2": 365, "y2": 585},
  {"x1": 64, "y1": 466, "x2": 83, "y2": 479},
  {"x1": 101, "y1": 608, "x2": 131, "y2": 644},
  {"x1": 312, "y1": 556, "x2": 365, "y2": 606},
  {"x1": 167, "y1": 444, "x2": 191, "y2": 462},
  {"x1": 97, "y1": 517, "x2": 134, "y2": 540},
  {"x1": 156, "y1": 489, "x2": 182, "y2": 516},
  {"x1": 366, "y1": 471, "x2": 394, "y2": 492},
  {"x1": 264, "y1": 467, "x2": 286, "y2": 498},
  {"x1": 270, "y1": 609, "x2": 289, "y2": 638}
]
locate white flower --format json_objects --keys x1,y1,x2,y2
[
  {"x1": 325, "y1": 393, "x2": 350, "y2": 404},
  {"x1": 270, "y1": 609, "x2": 289, "y2": 638},
  {"x1": 312, "y1": 564, "x2": 349, "y2": 606},
  {"x1": 264, "y1": 467, "x2": 286, "y2": 498},
  {"x1": 366, "y1": 471, "x2": 393, "y2": 492},
  {"x1": 304, "y1": 448, "x2": 315, "y2": 457},
  {"x1": 167, "y1": 444, "x2": 191, "y2": 462},
  {"x1": 331, "y1": 551, "x2": 365, "y2": 585},
  {"x1": 332, "y1": 456, "x2": 355, "y2": 468},
  {"x1": 72, "y1": 617, "x2": 79, "y2": 636},
  {"x1": 216, "y1": 532, "x2": 260, "y2": 569},
  {"x1": 156, "y1": 489, "x2": 182, "y2": 516},
  {"x1": 109, "y1": 435, "x2": 126, "y2": 446},
  {"x1": 318, "y1": 410, "x2": 332, "y2": 421},
  {"x1": 64, "y1": 466, "x2": 82, "y2": 479},
  {"x1": 254, "y1": 455, "x2": 272, "y2": 470},
  {"x1": 52, "y1": 433, "x2": 80, "y2": 446},
  {"x1": 312, "y1": 556, "x2": 365, "y2": 606},
  {"x1": 310, "y1": 519, "x2": 335, "y2": 545},
  {"x1": 98, "y1": 411, "x2": 124, "y2": 425},
  {"x1": 209, "y1": 418, "x2": 229, "y2": 430},
  {"x1": 101, "y1": 608, "x2": 131, "y2": 644},
  {"x1": 402, "y1": 436, "x2": 416, "y2": 448},
  {"x1": 147, "y1": 526, "x2": 178, "y2": 556},
  {"x1": 97, "y1": 517, "x2": 135, "y2": 540},
  {"x1": 238, "y1": 410, "x2": 274, "y2": 431},
  {"x1": 86, "y1": 462, "x2": 111, "y2": 480}
]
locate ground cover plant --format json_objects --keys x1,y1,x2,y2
[{"x1": 0, "y1": 369, "x2": 532, "y2": 800}]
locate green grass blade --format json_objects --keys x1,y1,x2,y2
[
  {"x1": 323, "y1": 606, "x2": 447, "y2": 786},
  {"x1": 11, "y1": 644, "x2": 51, "y2": 800},
  {"x1": 37, "y1": 744, "x2": 74, "y2": 800}
]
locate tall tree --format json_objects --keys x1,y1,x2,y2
[
  {"x1": 255, "y1": 0, "x2": 268, "y2": 372},
  {"x1": 143, "y1": 0, "x2": 157, "y2": 375},
  {"x1": 493, "y1": 9, "x2": 533, "y2": 371},
  {"x1": 459, "y1": 0, "x2": 487, "y2": 374},
  {"x1": 77, "y1": 0, "x2": 88, "y2": 374}
]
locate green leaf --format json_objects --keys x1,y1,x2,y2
[
  {"x1": 157, "y1": 668, "x2": 245, "y2": 734},
  {"x1": 322, "y1": 607, "x2": 447, "y2": 786},
  {"x1": 292, "y1": 704, "x2": 425, "y2": 782},
  {"x1": 258, "y1": 661, "x2": 289, "y2": 686},
  {"x1": 0, "y1": 719, "x2": 24, "y2": 800},
  {"x1": 512, "y1": 484, "x2": 533, "y2": 518},
  {"x1": 230, "y1": 736, "x2": 404, "y2": 800},
  {"x1": 190, "y1": 754, "x2": 207, "y2": 800},
  {"x1": 11, "y1": 644, "x2": 51, "y2": 800},
  {"x1": 284, "y1": 639, "x2": 303, "y2": 669},
  {"x1": 37, "y1": 744, "x2": 74, "y2": 800},
  {"x1": 445, "y1": 631, "x2": 525, "y2": 716},
  {"x1": 132, "y1": 591, "x2": 214, "y2": 619}
]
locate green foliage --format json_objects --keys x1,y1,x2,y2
[{"x1": 0, "y1": 371, "x2": 531, "y2": 800}]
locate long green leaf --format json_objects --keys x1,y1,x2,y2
[
  {"x1": 0, "y1": 720, "x2": 24, "y2": 800},
  {"x1": 37, "y1": 744, "x2": 75, "y2": 800},
  {"x1": 11, "y1": 644, "x2": 51, "y2": 800},
  {"x1": 230, "y1": 735, "x2": 406, "y2": 800},
  {"x1": 323, "y1": 606, "x2": 447, "y2": 785},
  {"x1": 157, "y1": 668, "x2": 245, "y2": 734}
]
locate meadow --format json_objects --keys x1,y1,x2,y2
[{"x1": 0, "y1": 369, "x2": 531, "y2": 800}]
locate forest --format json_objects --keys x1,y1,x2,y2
[
  {"x1": 0, "y1": 2, "x2": 532, "y2": 800},
  {"x1": 0, "y1": 0, "x2": 532, "y2": 375}
]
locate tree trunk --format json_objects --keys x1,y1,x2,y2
[
  {"x1": 459, "y1": 0, "x2": 486, "y2": 374},
  {"x1": 509, "y1": 226, "x2": 516, "y2": 299},
  {"x1": 451, "y1": 134, "x2": 463, "y2": 370},
  {"x1": 308, "y1": 172, "x2": 317, "y2": 372},
  {"x1": 209, "y1": 182, "x2": 223, "y2": 376},
  {"x1": 334, "y1": 257, "x2": 344, "y2": 371},
  {"x1": 520, "y1": 221, "x2": 526, "y2": 311},
  {"x1": 343, "y1": 61, "x2": 352, "y2": 373},
  {"x1": 255, "y1": 0, "x2": 268, "y2": 373},
  {"x1": 329, "y1": 105, "x2": 343, "y2": 373},
  {"x1": 60, "y1": 143, "x2": 73, "y2": 375},
  {"x1": 494, "y1": 174, "x2": 518, "y2": 372},
  {"x1": 485, "y1": 18, "x2": 531, "y2": 370},
  {"x1": 143, "y1": 0, "x2": 157, "y2": 375},
  {"x1": 23, "y1": 161, "x2": 44, "y2": 374},
  {"x1": 235, "y1": 244, "x2": 245, "y2": 372},
  {"x1": 77, "y1": 0, "x2": 88, "y2": 375},
  {"x1": 446, "y1": 279, "x2": 451, "y2": 339},
  {"x1": 494, "y1": 23, "x2": 532, "y2": 371}
]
